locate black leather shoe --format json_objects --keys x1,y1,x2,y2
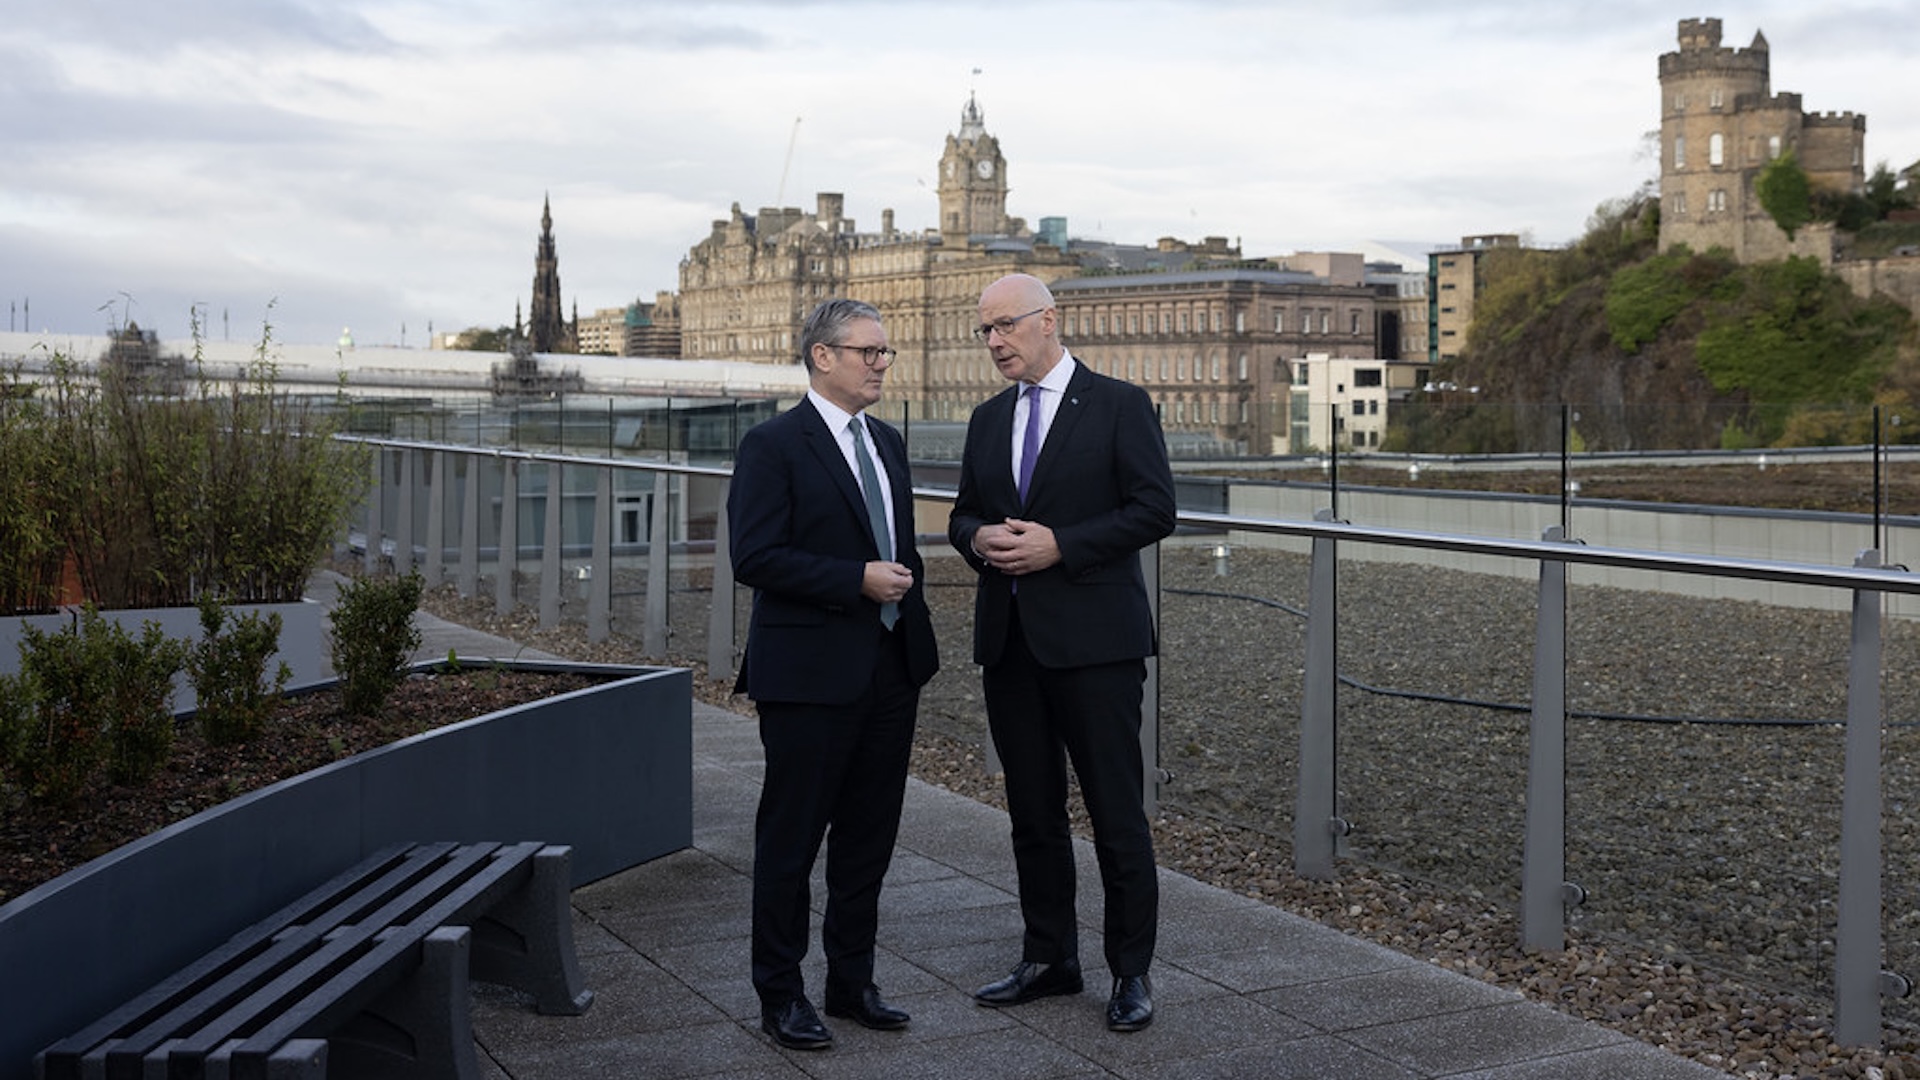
[
  {"x1": 761, "y1": 997, "x2": 833, "y2": 1050},
  {"x1": 973, "y1": 958, "x2": 1084, "y2": 1007},
  {"x1": 1106, "y1": 974, "x2": 1153, "y2": 1032},
  {"x1": 823, "y1": 984, "x2": 910, "y2": 1030}
]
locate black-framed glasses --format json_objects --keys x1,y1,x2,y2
[
  {"x1": 828, "y1": 343, "x2": 897, "y2": 367},
  {"x1": 972, "y1": 307, "x2": 1047, "y2": 341}
]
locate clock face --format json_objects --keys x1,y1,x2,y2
[{"x1": 975, "y1": 159, "x2": 994, "y2": 179}]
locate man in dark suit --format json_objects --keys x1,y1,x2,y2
[
  {"x1": 948, "y1": 273, "x2": 1177, "y2": 1033},
  {"x1": 728, "y1": 298, "x2": 940, "y2": 1051}
]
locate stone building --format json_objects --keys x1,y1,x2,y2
[
  {"x1": 1052, "y1": 269, "x2": 1377, "y2": 455},
  {"x1": 676, "y1": 94, "x2": 1397, "y2": 453},
  {"x1": 1656, "y1": 17, "x2": 1864, "y2": 261},
  {"x1": 1428, "y1": 234, "x2": 1521, "y2": 364}
]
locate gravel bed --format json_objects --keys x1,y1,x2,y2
[{"x1": 420, "y1": 542, "x2": 1920, "y2": 1079}]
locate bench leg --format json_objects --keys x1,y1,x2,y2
[
  {"x1": 469, "y1": 845, "x2": 594, "y2": 1016},
  {"x1": 325, "y1": 926, "x2": 480, "y2": 1080}
]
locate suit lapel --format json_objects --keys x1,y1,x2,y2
[
  {"x1": 981, "y1": 385, "x2": 1021, "y2": 506},
  {"x1": 871, "y1": 420, "x2": 913, "y2": 559},
  {"x1": 797, "y1": 399, "x2": 871, "y2": 537},
  {"x1": 1024, "y1": 366, "x2": 1094, "y2": 506}
]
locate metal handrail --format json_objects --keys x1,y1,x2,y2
[{"x1": 349, "y1": 435, "x2": 1916, "y2": 1047}]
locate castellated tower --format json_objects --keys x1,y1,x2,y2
[{"x1": 1657, "y1": 17, "x2": 1866, "y2": 261}]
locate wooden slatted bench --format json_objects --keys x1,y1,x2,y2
[{"x1": 35, "y1": 841, "x2": 594, "y2": 1080}]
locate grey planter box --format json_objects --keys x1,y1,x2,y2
[{"x1": 0, "y1": 663, "x2": 693, "y2": 1080}]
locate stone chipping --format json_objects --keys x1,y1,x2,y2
[{"x1": 420, "y1": 541, "x2": 1920, "y2": 1079}]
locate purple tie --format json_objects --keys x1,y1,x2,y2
[{"x1": 1017, "y1": 383, "x2": 1042, "y2": 501}]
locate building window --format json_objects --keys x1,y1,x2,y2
[
  {"x1": 1179, "y1": 312, "x2": 1189, "y2": 333},
  {"x1": 1354, "y1": 368, "x2": 1382, "y2": 387},
  {"x1": 1708, "y1": 189, "x2": 1727, "y2": 213},
  {"x1": 1293, "y1": 363, "x2": 1309, "y2": 386},
  {"x1": 1709, "y1": 132, "x2": 1724, "y2": 168},
  {"x1": 1675, "y1": 134, "x2": 1686, "y2": 170},
  {"x1": 1350, "y1": 311, "x2": 1361, "y2": 334},
  {"x1": 1671, "y1": 191, "x2": 1688, "y2": 218},
  {"x1": 1275, "y1": 311, "x2": 1287, "y2": 332},
  {"x1": 1769, "y1": 134, "x2": 1782, "y2": 159},
  {"x1": 1710, "y1": 87, "x2": 1723, "y2": 110},
  {"x1": 1320, "y1": 312, "x2": 1330, "y2": 334},
  {"x1": 1238, "y1": 354, "x2": 1248, "y2": 381}
]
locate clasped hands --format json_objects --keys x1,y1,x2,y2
[
  {"x1": 972, "y1": 518, "x2": 1060, "y2": 577},
  {"x1": 862, "y1": 561, "x2": 914, "y2": 604}
]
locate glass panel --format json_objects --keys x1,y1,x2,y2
[
  {"x1": 1564, "y1": 564, "x2": 1849, "y2": 1006},
  {"x1": 1335, "y1": 542, "x2": 1536, "y2": 908}
]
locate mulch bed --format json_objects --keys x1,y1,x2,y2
[{"x1": 0, "y1": 669, "x2": 604, "y2": 905}]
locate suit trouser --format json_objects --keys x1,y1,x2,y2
[
  {"x1": 751, "y1": 630, "x2": 918, "y2": 1006},
  {"x1": 983, "y1": 604, "x2": 1157, "y2": 978}
]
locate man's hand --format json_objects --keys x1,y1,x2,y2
[
  {"x1": 973, "y1": 518, "x2": 1061, "y2": 576},
  {"x1": 862, "y1": 561, "x2": 914, "y2": 603}
]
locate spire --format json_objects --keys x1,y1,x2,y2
[
  {"x1": 959, "y1": 92, "x2": 985, "y2": 142},
  {"x1": 1751, "y1": 28, "x2": 1769, "y2": 52}
]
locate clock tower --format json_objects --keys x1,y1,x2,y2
[{"x1": 937, "y1": 93, "x2": 1010, "y2": 244}]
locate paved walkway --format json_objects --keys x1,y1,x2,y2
[{"x1": 402, "y1": 604, "x2": 1726, "y2": 1079}]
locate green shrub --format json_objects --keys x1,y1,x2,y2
[
  {"x1": 11, "y1": 607, "x2": 185, "y2": 801},
  {"x1": 328, "y1": 573, "x2": 423, "y2": 718},
  {"x1": 3, "y1": 314, "x2": 370, "y2": 615},
  {"x1": 0, "y1": 364, "x2": 70, "y2": 613},
  {"x1": 0, "y1": 671, "x2": 34, "y2": 788},
  {"x1": 186, "y1": 593, "x2": 292, "y2": 745}
]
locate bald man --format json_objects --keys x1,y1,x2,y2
[{"x1": 948, "y1": 273, "x2": 1176, "y2": 1033}]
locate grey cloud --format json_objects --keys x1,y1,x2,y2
[{"x1": 13, "y1": 0, "x2": 395, "y2": 55}]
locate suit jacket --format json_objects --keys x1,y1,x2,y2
[
  {"x1": 729, "y1": 397, "x2": 939, "y2": 705},
  {"x1": 948, "y1": 362, "x2": 1176, "y2": 669}
]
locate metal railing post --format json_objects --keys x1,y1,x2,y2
[
  {"x1": 540, "y1": 461, "x2": 564, "y2": 629},
  {"x1": 393, "y1": 448, "x2": 416, "y2": 578},
  {"x1": 458, "y1": 454, "x2": 480, "y2": 598},
  {"x1": 363, "y1": 448, "x2": 384, "y2": 575},
  {"x1": 707, "y1": 480, "x2": 737, "y2": 683},
  {"x1": 645, "y1": 471, "x2": 671, "y2": 659},
  {"x1": 589, "y1": 467, "x2": 611, "y2": 643},
  {"x1": 495, "y1": 458, "x2": 518, "y2": 615},
  {"x1": 1295, "y1": 508, "x2": 1339, "y2": 881},
  {"x1": 1835, "y1": 548, "x2": 1887, "y2": 1045},
  {"x1": 423, "y1": 450, "x2": 447, "y2": 588},
  {"x1": 1523, "y1": 525, "x2": 1571, "y2": 951}
]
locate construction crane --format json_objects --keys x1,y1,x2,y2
[{"x1": 775, "y1": 116, "x2": 802, "y2": 207}]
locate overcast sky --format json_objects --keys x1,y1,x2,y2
[{"x1": 3, "y1": 1, "x2": 1916, "y2": 349}]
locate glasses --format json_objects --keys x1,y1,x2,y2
[
  {"x1": 972, "y1": 307, "x2": 1047, "y2": 341},
  {"x1": 828, "y1": 343, "x2": 897, "y2": 367}
]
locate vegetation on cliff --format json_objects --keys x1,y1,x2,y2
[{"x1": 1396, "y1": 193, "x2": 1920, "y2": 455}]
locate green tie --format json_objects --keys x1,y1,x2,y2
[{"x1": 851, "y1": 418, "x2": 899, "y2": 630}]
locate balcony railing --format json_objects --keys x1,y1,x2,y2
[{"x1": 342, "y1": 430, "x2": 1920, "y2": 1047}]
